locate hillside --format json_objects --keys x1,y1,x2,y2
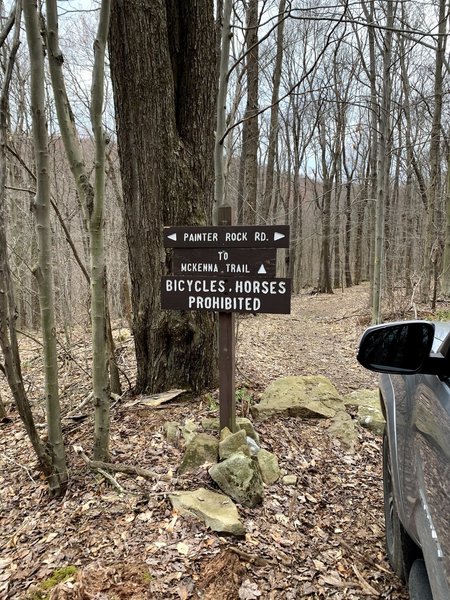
[{"x1": 0, "y1": 283, "x2": 408, "y2": 599}]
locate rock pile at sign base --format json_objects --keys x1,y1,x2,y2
[
  {"x1": 161, "y1": 377, "x2": 384, "y2": 539},
  {"x1": 201, "y1": 416, "x2": 260, "y2": 444},
  {"x1": 219, "y1": 429, "x2": 250, "y2": 460}
]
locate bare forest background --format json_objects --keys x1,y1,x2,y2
[
  {"x1": 4, "y1": 0, "x2": 450, "y2": 337},
  {"x1": 1, "y1": 0, "x2": 450, "y2": 495}
]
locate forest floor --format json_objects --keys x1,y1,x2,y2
[{"x1": 0, "y1": 282, "x2": 414, "y2": 599}]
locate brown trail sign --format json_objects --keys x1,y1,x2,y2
[
  {"x1": 161, "y1": 276, "x2": 291, "y2": 314},
  {"x1": 162, "y1": 216, "x2": 291, "y2": 433},
  {"x1": 164, "y1": 225, "x2": 289, "y2": 248},
  {"x1": 172, "y1": 248, "x2": 277, "y2": 277}
]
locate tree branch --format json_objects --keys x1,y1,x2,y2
[
  {"x1": 0, "y1": 5, "x2": 16, "y2": 48},
  {"x1": 74, "y1": 445, "x2": 172, "y2": 482}
]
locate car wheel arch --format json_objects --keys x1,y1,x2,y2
[{"x1": 383, "y1": 427, "x2": 421, "y2": 581}]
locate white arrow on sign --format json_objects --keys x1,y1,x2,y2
[
  {"x1": 258, "y1": 264, "x2": 267, "y2": 274},
  {"x1": 274, "y1": 232, "x2": 285, "y2": 241},
  {"x1": 167, "y1": 233, "x2": 177, "y2": 241}
]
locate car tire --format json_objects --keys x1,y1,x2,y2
[
  {"x1": 408, "y1": 559, "x2": 433, "y2": 600},
  {"x1": 383, "y1": 427, "x2": 420, "y2": 581}
]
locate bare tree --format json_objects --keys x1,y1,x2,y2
[
  {"x1": 243, "y1": 0, "x2": 259, "y2": 225},
  {"x1": 23, "y1": 0, "x2": 68, "y2": 494},
  {"x1": 364, "y1": 0, "x2": 396, "y2": 323},
  {"x1": 262, "y1": 0, "x2": 286, "y2": 222},
  {"x1": 45, "y1": 0, "x2": 115, "y2": 459}
]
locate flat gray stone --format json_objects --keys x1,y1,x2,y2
[
  {"x1": 169, "y1": 488, "x2": 245, "y2": 536},
  {"x1": 252, "y1": 376, "x2": 344, "y2": 420}
]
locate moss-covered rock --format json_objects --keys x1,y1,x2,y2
[
  {"x1": 344, "y1": 389, "x2": 385, "y2": 435},
  {"x1": 256, "y1": 449, "x2": 280, "y2": 484},
  {"x1": 252, "y1": 375, "x2": 344, "y2": 420},
  {"x1": 164, "y1": 421, "x2": 180, "y2": 444},
  {"x1": 220, "y1": 427, "x2": 233, "y2": 441},
  {"x1": 27, "y1": 566, "x2": 78, "y2": 599},
  {"x1": 181, "y1": 419, "x2": 198, "y2": 445},
  {"x1": 209, "y1": 454, "x2": 264, "y2": 507},
  {"x1": 179, "y1": 433, "x2": 218, "y2": 474},
  {"x1": 219, "y1": 429, "x2": 249, "y2": 460},
  {"x1": 282, "y1": 474, "x2": 298, "y2": 486},
  {"x1": 327, "y1": 410, "x2": 358, "y2": 450}
]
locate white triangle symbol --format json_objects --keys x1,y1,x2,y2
[
  {"x1": 258, "y1": 264, "x2": 267, "y2": 274},
  {"x1": 167, "y1": 233, "x2": 177, "y2": 241},
  {"x1": 274, "y1": 232, "x2": 285, "y2": 241}
]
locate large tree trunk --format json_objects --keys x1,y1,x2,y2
[{"x1": 109, "y1": 1, "x2": 217, "y2": 394}]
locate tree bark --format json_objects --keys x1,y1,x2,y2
[
  {"x1": 0, "y1": 0, "x2": 53, "y2": 469},
  {"x1": 262, "y1": 0, "x2": 286, "y2": 222},
  {"x1": 333, "y1": 183, "x2": 341, "y2": 289},
  {"x1": 214, "y1": 0, "x2": 232, "y2": 215},
  {"x1": 89, "y1": 0, "x2": 111, "y2": 460},
  {"x1": 109, "y1": 0, "x2": 217, "y2": 394},
  {"x1": 243, "y1": 0, "x2": 259, "y2": 225},
  {"x1": 370, "y1": 0, "x2": 394, "y2": 324},
  {"x1": 317, "y1": 114, "x2": 334, "y2": 294},
  {"x1": 23, "y1": 0, "x2": 68, "y2": 495}
]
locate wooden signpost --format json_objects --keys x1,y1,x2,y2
[{"x1": 162, "y1": 210, "x2": 290, "y2": 432}]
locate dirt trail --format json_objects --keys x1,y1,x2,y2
[{"x1": 237, "y1": 282, "x2": 377, "y2": 394}]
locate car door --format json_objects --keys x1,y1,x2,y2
[
  {"x1": 404, "y1": 373, "x2": 450, "y2": 600},
  {"x1": 358, "y1": 320, "x2": 450, "y2": 597}
]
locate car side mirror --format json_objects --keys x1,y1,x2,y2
[{"x1": 357, "y1": 321, "x2": 435, "y2": 374}]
